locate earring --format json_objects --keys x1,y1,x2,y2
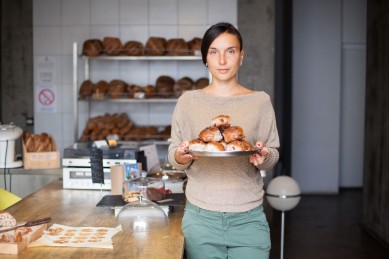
[
  {"x1": 240, "y1": 61, "x2": 243, "y2": 67},
  {"x1": 205, "y1": 63, "x2": 208, "y2": 67}
]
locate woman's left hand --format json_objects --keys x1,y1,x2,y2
[{"x1": 249, "y1": 140, "x2": 270, "y2": 166}]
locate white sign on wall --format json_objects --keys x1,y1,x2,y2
[{"x1": 35, "y1": 56, "x2": 57, "y2": 113}]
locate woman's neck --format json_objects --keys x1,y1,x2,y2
[{"x1": 202, "y1": 79, "x2": 251, "y2": 97}]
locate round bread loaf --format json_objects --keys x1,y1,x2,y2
[
  {"x1": 82, "y1": 39, "x2": 103, "y2": 56},
  {"x1": 94, "y1": 80, "x2": 109, "y2": 95},
  {"x1": 166, "y1": 38, "x2": 189, "y2": 56},
  {"x1": 222, "y1": 126, "x2": 245, "y2": 143},
  {"x1": 79, "y1": 80, "x2": 95, "y2": 99},
  {"x1": 156, "y1": 76, "x2": 175, "y2": 97},
  {"x1": 145, "y1": 37, "x2": 167, "y2": 56},
  {"x1": 127, "y1": 84, "x2": 144, "y2": 98},
  {"x1": 198, "y1": 126, "x2": 223, "y2": 143},
  {"x1": 108, "y1": 80, "x2": 126, "y2": 98},
  {"x1": 194, "y1": 77, "x2": 209, "y2": 89},
  {"x1": 174, "y1": 77, "x2": 194, "y2": 97},
  {"x1": 144, "y1": 85, "x2": 156, "y2": 98},
  {"x1": 0, "y1": 211, "x2": 17, "y2": 228},
  {"x1": 103, "y1": 37, "x2": 122, "y2": 56},
  {"x1": 187, "y1": 37, "x2": 202, "y2": 55},
  {"x1": 123, "y1": 40, "x2": 144, "y2": 56},
  {"x1": 241, "y1": 139, "x2": 254, "y2": 151}
]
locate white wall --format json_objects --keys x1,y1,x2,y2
[
  {"x1": 292, "y1": 0, "x2": 366, "y2": 193},
  {"x1": 32, "y1": 0, "x2": 237, "y2": 156}
]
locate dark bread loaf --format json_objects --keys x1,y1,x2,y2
[
  {"x1": 79, "y1": 80, "x2": 95, "y2": 99},
  {"x1": 82, "y1": 39, "x2": 103, "y2": 56},
  {"x1": 166, "y1": 38, "x2": 189, "y2": 56},
  {"x1": 187, "y1": 37, "x2": 202, "y2": 55},
  {"x1": 174, "y1": 77, "x2": 194, "y2": 97},
  {"x1": 145, "y1": 37, "x2": 167, "y2": 56},
  {"x1": 194, "y1": 77, "x2": 209, "y2": 89},
  {"x1": 108, "y1": 80, "x2": 127, "y2": 99},
  {"x1": 94, "y1": 80, "x2": 109, "y2": 95},
  {"x1": 123, "y1": 40, "x2": 144, "y2": 56},
  {"x1": 156, "y1": 75, "x2": 175, "y2": 97},
  {"x1": 103, "y1": 37, "x2": 122, "y2": 56}
]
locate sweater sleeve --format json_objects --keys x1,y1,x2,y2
[
  {"x1": 167, "y1": 96, "x2": 192, "y2": 171},
  {"x1": 255, "y1": 95, "x2": 280, "y2": 171}
]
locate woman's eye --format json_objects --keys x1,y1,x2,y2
[
  {"x1": 228, "y1": 50, "x2": 235, "y2": 54},
  {"x1": 210, "y1": 50, "x2": 216, "y2": 54}
]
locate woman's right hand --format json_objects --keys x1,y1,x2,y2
[{"x1": 174, "y1": 141, "x2": 198, "y2": 164}]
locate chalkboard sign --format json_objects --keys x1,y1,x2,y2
[{"x1": 90, "y1": 147, "x2": 104, "y2": 184}]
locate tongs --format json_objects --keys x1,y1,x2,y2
[{"x1": 0, "y1": 217, "x2": 51, "y2": 233}]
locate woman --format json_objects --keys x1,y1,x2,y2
[{"x1": 168, "y1": 22, "x2": 280, "y2": 259}]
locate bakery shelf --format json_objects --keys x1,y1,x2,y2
[
  {"x1": 81, "y1": 55, "x2": 202, "y2": 61},
  {"x1": 78, "y1": 97, "x2": 178, "y2": 103}
]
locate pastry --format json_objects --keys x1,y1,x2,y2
[
  {"x1": 222, "y1": 126, "x2": 245, "y2": 143},
  {"x1": 205, "y1": 141, "x2": 225, "y2": 152},
  {"x1": 211, "y1": 115, "x2": 231, "y2": 128},
  {"x1": 188, "y1": 139, "x2": 206, "y2": 151},
  {"x1": 0, "y1": 211, "x2": 16, "y2": 228},
  {"x1": 108, "y1": 80, "x2": 126, "y2": 99},
  {"x1": 226, "y1": 140, "x2": 246, "y2": 151},
  {"x1": 198, "y1": 126, "x2": 223, "y2": 143}
]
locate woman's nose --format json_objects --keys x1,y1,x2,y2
[{"x1": 219, "y1": 54, "x2": 226, "y2": 65}]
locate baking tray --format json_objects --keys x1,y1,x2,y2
[
  {"x1": 96, "y1": 193, "x2": 186, "y2": 207},
  {"x1": 190, "y1": 150, "x2": 259, "y2": 157}
]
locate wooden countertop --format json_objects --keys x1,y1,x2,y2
[{"x1": 4, "y1": 180, "x2": 184, "y2": 258}]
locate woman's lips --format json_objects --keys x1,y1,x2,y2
[{"x1": 218, "y1": 69, "x2": 229, "y2": 74}]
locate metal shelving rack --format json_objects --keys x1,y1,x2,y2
[{"x1": 72, "y1": 42, "x2": 203, "y2": 142}]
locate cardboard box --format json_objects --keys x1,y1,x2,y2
[{"x1": 22, "y1": 136, "x2": 60, "y2": 169}]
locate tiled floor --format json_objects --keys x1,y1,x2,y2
[{"x1": 268, "y1": 189, "x2": 389, "y2": 259}]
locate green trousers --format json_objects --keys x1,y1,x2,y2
[{"x1": 182, "y1": 201, "x2": 271, "y2": 259}]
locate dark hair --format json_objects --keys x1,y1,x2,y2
[{"x1": 200, "y1": 22, "x2": 243, "y2": 65}]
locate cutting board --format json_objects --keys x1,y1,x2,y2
[{"x1": 0, "y1": 224, "x2": 47, "y2": 255}]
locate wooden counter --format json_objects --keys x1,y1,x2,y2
[{"x1": 4, "y1": 180, "x2": 184, "y2": 258}]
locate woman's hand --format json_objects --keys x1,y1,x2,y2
[
  {"x1": 250, "y1": 140, "x2": 270, "y2": 166},
  {"x1": 175, "y1": 141, "x2": 198, "y2": 165}
]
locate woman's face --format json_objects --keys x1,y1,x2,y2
[{"x1": 206, "y1": 32, "x2": 243, "y2": 83}]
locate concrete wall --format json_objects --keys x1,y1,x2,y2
[{"x1": 0, "y1": 0, "x2": 33, "y2": 135}]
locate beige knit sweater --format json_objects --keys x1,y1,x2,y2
[{"x1": 168, "y1": 90, "x2": 280, "y2": 212}]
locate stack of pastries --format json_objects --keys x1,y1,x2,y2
[{"x1": 188, "y1": 115, "x2": 254, "y2": 152}]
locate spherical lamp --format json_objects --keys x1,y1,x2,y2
[
  {"x1": 266, "y1": 176, "x2": 301, "y2": 259},
  {"x1": 266, "y1": 176, "x2": 301, "y2": 211}
]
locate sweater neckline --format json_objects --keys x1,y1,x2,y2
[{"x1": 195, "y1": 89, "x2": 258, "y2": 100}]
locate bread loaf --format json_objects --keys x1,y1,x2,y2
[
  {"x1": 187, "y1": 37, "x2": 202, "y2": 55},
  {"x1": 166, "y1": 38, "x2": 189, "y2": 56},
  {"x1": 145, "y1": 37, "x2": 167, "y2": 56},
  {"x1": 24, "y1": 132, "x2": 54, "y2": 152},
  {"x1": 108, "y1": 80, "x2": 126, "y2": 99},
  {"x1": 194, "y1": 77, "x2": 209, "y2": 90},
  {"x1": 198, "y1": 127, "x2": 223, "y2": 143},
  {"x1": 79, "y1": 80, "x2": 95, "y2": 99},
  {"x1": 156, "y1": 76, "x2": 175, "y2": 97},
  {"x1": 103, "y1": 37, "x2": 122, "y2": 56},
  {"x1": 222, "y1": 126, "x2": 245, "y2": 143},
  {"x1": 0, "y1": 211, "x2": 17, "y2": 229},
  {"x1": 122, "y1": 40, "x2": 144, "y2": 56},
  {"x1": 82, "y1": 39, "x2": 103, "y2": 56},
  {"x1": 174, "y1": 77, "x2": 193, "y2": 97},
  {"x1": 94, "y1": 80, "x2": 109, "y2": 95}
]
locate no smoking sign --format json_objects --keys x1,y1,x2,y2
[{"x1": 38, "y1": 88, "x2": 55, "y2": 106}]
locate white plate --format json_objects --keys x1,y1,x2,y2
[{"x1": 189, "y1": 150, "x2": 258, "y2": 157}]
